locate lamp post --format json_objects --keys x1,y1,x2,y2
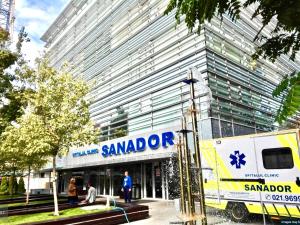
[
  {"x1": 183, "y1": 68, "x2": 209, "y2": 225},
  {"x1": 176, "y1": 116, "x2": 195, "y2": 225},
  {"x1": 176, "y1": 135, "x2": 186, "y2": 214}
]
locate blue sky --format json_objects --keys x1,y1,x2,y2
[{"x1": 14, "y1": 0, "x2": 69, "y2": 65}]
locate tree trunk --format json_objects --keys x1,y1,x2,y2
[
  {"x1": 11, "y1": 166, "x2": 16, "y2": 196},
  {"x1": 52, "y1": 156, "x2": 59, "y2": 216},
  {"x1": 26, "y1": 166, "x2": 31, "y2": 205}
]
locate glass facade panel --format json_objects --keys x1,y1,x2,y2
[
  {"x1": 221, "y1": 120, "x2": 233, "y2": 137},
  {"x1": 42, "y1": 2, "x2": 300, "y2": 220},
  {"x1": 44, "y1": 0, "x2": 299, "y2": 171},
  {"x1": 234, "y1": 123, "x2": 255, "y2": 136},
  {"x1": 211, "y1": 118, "x2": 221, "y2": 138}
]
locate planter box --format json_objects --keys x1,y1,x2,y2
[
  {"x1": 0, "y1": 195, "x2": 56, "y2": 205},
  {"x1": 23, "y1": 204, "x2": 149, "y2": 225}
]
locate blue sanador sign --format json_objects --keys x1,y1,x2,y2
[
  {"x1": 72, "y1": 131, "x2": 175, "y2": 158},
  {"x1": 101, "y1": 131, "x2": 175, "y2": 158}
]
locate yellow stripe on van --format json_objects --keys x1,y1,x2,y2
[
  {"x1": 277, "y1": 133, "x2": 300, "y2": 171},
  {"x1": 245, "y1": 202, "x2": 300, "y2": 218}
]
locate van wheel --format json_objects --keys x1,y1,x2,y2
[{"x1": 228, "y1": 202, "x2": 249, "y2": 223}]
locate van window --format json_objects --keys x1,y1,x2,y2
[{"x1": 262, "y1": 147, "x2": 294, "y2": 169}]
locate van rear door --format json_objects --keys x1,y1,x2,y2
[{"x1": 253, "y1": 131, "x2": 300, "y2": 218}]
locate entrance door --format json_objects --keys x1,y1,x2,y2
[
  {"x1": 72, "y1": 172, "x2": 85, "y2": 195},
  {"x1": 145, "y1": 163, "x2": 153, "y2": 198},
  {"x1": 154, "y1": 163, "x2": 162, "y2": 198},
  {"x1": 99, "y1": 170, "x2": 106, "y2": 195},
  {"x1": 112, "y1": 167, "x2": 123, "y2": 197},
  {"x1": 254, "y1": 132, "x2": 300, "y2": 218},
  {"x1": 105, "y1": 169, "x2": 111, "y2": 195},
  {"x1": 89, "y1": 174, "x2": 97, "y2": 188}
]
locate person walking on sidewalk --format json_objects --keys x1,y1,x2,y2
[{"x1": 121, "y1": 171, "x2": 132, "y2": 203}]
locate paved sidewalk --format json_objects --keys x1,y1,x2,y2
[
  {"x1": 123, "y1": 200, "x2": 178, "y2": 225},
  {"x1": 120, "y1": 200, "x2": 270, "y2": 225}
]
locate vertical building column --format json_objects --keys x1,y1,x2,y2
[
  {"x1": 161, "y1": 162, "x2": 165, "y2": 200},
  {"x1": 110, "y1": 168, "x2": 113, "y2": 196},
  {"x1": 140, "y1": 162, "x2": 144, "y2": 199},
  {"x1": 152, "y1": 163, "x2": 155, "y2": 198},
  {"x1": 142, "y1": 163, "x2": 146, "y2": 198},
  {"x1": 165, "y1": 163, "x2": 169, "y2": 200}
]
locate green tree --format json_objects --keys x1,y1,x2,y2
[
  {"x1": 8, "y1": 176, "x2": 13, "y2": 195},
  {"x1": 0, "y1": 176, "x2": 8, "y2": 195},
  {"x1": 272, "y1": 72, "x2": 300, "y2": 124},
  {"x1": 111, "y1": 128, "x2": 127, "y2": 139},
  {"x1": 8, "y1": 176, "x2": 17, "y2": 195},
  {"x1": 0, "y1": 125, "x2": 25, "y2": 182},
  {"x1": 22, "y1": 154, "x2": 47, "y2": 204},
  {"x1": 0, "y1": 123, "x2": 47, "y2": 204},
  {"x1": 0, "y1": 27, "x2": 29, "y2": 135},
  {"x1": 14, "y1": 176, "x2": 18, "y2": 194},
  {"x1": 18, "y1": 177, "x2": 26, "y2": 194},
  {"x1": 165, "y1": 0, "x2": 300, "y2": 123},
  {"x1": 21, "y1": 60, "x2": 99, "y2": 216},
  {"x1": 0, "y1": 27, "x2": 18, "y2": 134}
]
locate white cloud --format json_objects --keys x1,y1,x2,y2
[
  {"x1": 20, "y1": 39, "x2": 44, "y2": 65},
  {"x1": 13, "y1": 0, "x2": 69, "y2": 66},
  {"x1": 17, "y1": 8, "x2": 55, "y2": 21}
]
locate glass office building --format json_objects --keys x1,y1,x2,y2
[{"x1": 41, "y1": 0, "x2": 300, "y2": 199}]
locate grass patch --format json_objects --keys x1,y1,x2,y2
[
  {"x1": 0, "y1": 195, "x2": 23, "y2": 200},
  {"x1": 0, "y1": 206, "x2": 112, "y2": 225},
  {"x1": 0, "y1": 199, "x2": 66, "y2": 209}
]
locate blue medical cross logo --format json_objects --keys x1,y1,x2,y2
[{"x1": 230, "y1": 151, "x2": 246, "y2": 169}]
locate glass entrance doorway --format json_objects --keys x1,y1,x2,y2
[
  {"x1": 154, "y1": 163, "x2": 162, "y2": 198},
  {"x1": 144, "y1": 162, "x2": 164, "y2": 199},
  {"x1": 145, "y1": 163, "x2": 153, "y2": 198},
  {"x1": 58, "y1": 161, "x2": 167, "y2": 200},
  {"x1": 72, "y1": 171, "x2": 85, "y2": 195},
  {"x1": 112, "y1": 164, "x2": 142, "y2": 198}
]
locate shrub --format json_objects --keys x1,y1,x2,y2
[
  {"x1": 17, "y1": 177, "x2": 26, "y2": 194},
  {"x1": 0, "y1": 177, "x2": 9, "y2": 195}
]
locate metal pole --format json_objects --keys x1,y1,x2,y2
[
  {"x1": 182, "y1": 117, "x2": 195, "y2": 223},
  {"x1": 189, "y1": 70, "x2": 208, "y2": 225},
  {"x1": 177, "y1": 135, "x2": 186, "y2": 214}
]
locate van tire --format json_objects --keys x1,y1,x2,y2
[{"x1": 227, "y1": 202, "x2": 249, "y2": 223}]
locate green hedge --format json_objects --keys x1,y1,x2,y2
[
  {"x1": 17, "y1": 177, "x2": 26, "y2": 194},
  {"x1": 0, "y1": 177, "x2": 9, "y2": 195}
]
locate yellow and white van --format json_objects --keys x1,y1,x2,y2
[{"x1": 200, "y1": 129, "x2": 300, "y2": 222}]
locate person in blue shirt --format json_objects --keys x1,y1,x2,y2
[{"x1": 121, "y1": 171, "x2": 132, "y2": 203}]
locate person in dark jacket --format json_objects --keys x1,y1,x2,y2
[{"x1": 121, "y1": 171, "x2": 132, "y2": 203}]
